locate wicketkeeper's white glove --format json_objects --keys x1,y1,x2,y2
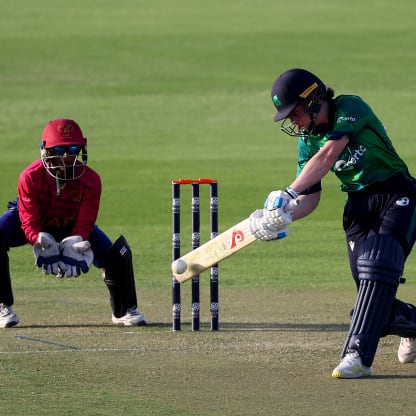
[
  {"x1": 33, "y1": 232, "x2": 66, "y2": 275},
  {"x1": 248, "y1": 209, "x2": 290, "y2": 241},
  {"x1": 59, "y1": 236, "x2": 94, "y2": 277}
]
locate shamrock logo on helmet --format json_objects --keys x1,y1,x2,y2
[{"x1": 272, "y1": 94, "x2": 282, "y2": 107}]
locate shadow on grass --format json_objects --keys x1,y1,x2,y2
[
  {"x1": 12, "y1": 322, "x2": 349, "y2": 332},
  {"x1": 368, "y1": 375, "x2": 416, "y2": 379},
  {"x1": 218, "y1": 322, "x2": 349, "y2": 332},
  {"x1": 15, "y1": 324, "x2": 147, "y2": 329},
  {"x1": 146, "y1": 322, "x2": 350, "y2": 332}
]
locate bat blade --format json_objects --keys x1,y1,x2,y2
[{"x1": 172, "y1": 218, "x2": 255, "y2": 283}]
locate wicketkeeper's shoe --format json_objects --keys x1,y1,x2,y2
[
  {"x1": 331, "y1": 350, "x2": 371, "y2": 379},
  {"x1": 112, "y1": 307, "x2": 147, "y2": 326},
  {"x1": 0, "y1": 303, "x2": 19, "y2": 328},
  {"x1": 398, "y1": 337, "x2": 416, "y2": 363}
]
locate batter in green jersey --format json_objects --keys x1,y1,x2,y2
[
  {"x1": 248, "y1": 68, "x2": 416, "y2": 379},
  {"x1": 298, "y1": 94, "x2": 414, "y2": 192}
]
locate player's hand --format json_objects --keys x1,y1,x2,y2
[
  {"x1": 264, "y1": 188, "x2": 298, "y2": 211},
  {"x1": 33, "y1": 232, "x2": 66, "y2": 275},
  {"x1": 263, "y1": 189, "x2": 298, "y2": 228},
  {"x1": 59, "y1": 236, "x2": 94, "y2": 277},
  {"x1": 253, "y1": 226, "x2": 289, "y2": 241},
  {"x1": 248, "y1": 209, "x2": 290, "y2": 241}
]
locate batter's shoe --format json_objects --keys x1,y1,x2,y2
[
  {"x1": 331, "y1": 350, "x2": 371, "y2": 379},
  {"x1": 398, "y1": 337, "x2": 416, "y2": 363},
  {"x1": 0, "y1": 303, "x2": 19, "y2": 328},
  {"x1": 112, "y1": 307, "x2": 147, "y2": 326}
]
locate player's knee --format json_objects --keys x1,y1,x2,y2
[{"x1": 357, "y1": 235, "x2": 404, "y2": 287}]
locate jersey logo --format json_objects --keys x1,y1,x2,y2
[
  {"x1": 334, "y1": 160, "x2": 354, "y2": 171},
  {"x1": 336, "y1": 116, "x2": 356, "y2": 124},
  {"x1": 334, "y1": 145, "x2": 367, "y2": 171},
  {"x1": 396, "y1": 197, "x2": 410, "y2": 207}
]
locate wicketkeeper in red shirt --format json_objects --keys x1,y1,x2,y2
[{"x1": 0, "y1": 118, "x2": 147, "y2": 328}]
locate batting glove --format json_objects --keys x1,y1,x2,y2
[
  {"x1": 252, "y1": 226, "x2": 289, "y2": 241},
  {"x1": 248, "y1": 209, "x2": 290, "y2": 241},
  {"x1": 263, "y1": 188, "x2": 299, "y2": 227},
  {"x1": 59, "y1": 236, "x2": 94, "y2": 277},
  {"x1": 264, "y1": 188, "x2": 298, "y2": 211},
  {"x1": 33, "y1": 232, "x2": 66, "y2": 275},
  {"x1": 263, "y1": 207, "x2": 293, "y2": 229}
]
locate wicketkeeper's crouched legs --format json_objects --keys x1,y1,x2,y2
[
  {"x1": 342, "y1": 235, "x2": 403, "y2": 367},
  {"x1": 102, "y1": 235, "x2": 138, "y2": 318},
  {"x1": 0, "y1": 230, "x2": 14, "y2": 306}
]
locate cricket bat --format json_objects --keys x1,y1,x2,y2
[
  {"x1": 171, "y1": 198, "x2": 298, "y2": 283},
  {"x1": 171, "y1": 217, "x2": 255, "y2": 283}
]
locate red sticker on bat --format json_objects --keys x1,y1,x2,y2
[{"x1": 230, "y1": 229, "x2": 244, "y2": 248}]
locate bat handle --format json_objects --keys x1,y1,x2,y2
[{"x1": 285, "y1": 198, "x2": 299, "y2": 212}]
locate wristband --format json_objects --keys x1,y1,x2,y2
[{"x1": 285, "y1": 186, "x2": 299, "y2": 199}]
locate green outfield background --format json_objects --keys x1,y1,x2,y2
[{"x1": 1, "y1": 0, "x2": 416, "y2": 414}]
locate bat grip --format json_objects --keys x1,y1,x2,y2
[{"x1": 285, "y1": 198, "x2": 299, "y2": 212}]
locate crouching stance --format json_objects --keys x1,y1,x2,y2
[{"x1": 0, "y1": 118, "x2": 146, "y2": 328}]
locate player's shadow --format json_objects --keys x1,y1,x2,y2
[
  {"x1": 14, "y1": 323, "x2": 145, "y2": 329},
  {"x1": 217, "y1": 322, "x2": 350, "y2": 332},
  {"x1": 369, "y1": 375, "x2": 416, "y2": 379},
  {"x1": 15, "y1": 322, "x2": 349, "y2": 332},
  {"x1": 148, "y1": 322, "x2": 350, "y2": 332}
]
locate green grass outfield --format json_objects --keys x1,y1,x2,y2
[{"x1": 1, "y1": 0, "x2": 416, "y2": 414}]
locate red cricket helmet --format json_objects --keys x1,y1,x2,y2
[
  {"x1": 41, "y1": 118, "x2": 86, "y2": 149},
  {"x1": 40, "y1": 118, "x2": 88, "y2": 183}
]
